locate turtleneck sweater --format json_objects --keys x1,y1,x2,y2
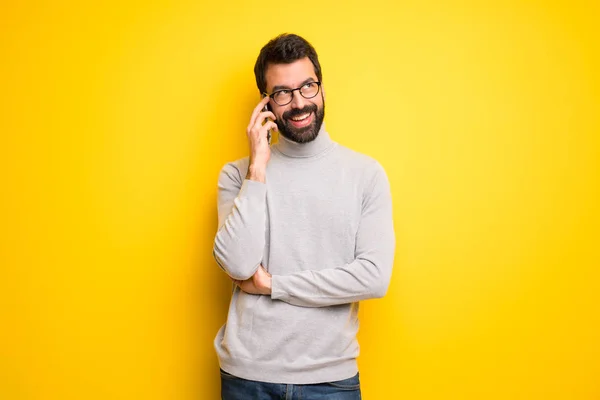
[{"x1": 213, "y1": 123, "x2": 395, "y2": 384}]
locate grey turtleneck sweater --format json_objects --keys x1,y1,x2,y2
[{"x1": 213, "y1": 123, "x2": 395, "y2": 384}]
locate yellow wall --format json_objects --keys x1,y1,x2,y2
[{"x1": 1, "y1": 1, "x2": 598, "y2": 399}]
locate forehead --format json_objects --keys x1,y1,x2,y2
[{"x1": 265, "y1": 57, "x2": 317, "y2": 91}]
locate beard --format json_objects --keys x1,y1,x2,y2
[{"x1": 276, "y1": 102, "x2": 325, "y2": 144}]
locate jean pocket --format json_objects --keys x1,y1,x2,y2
[{"x1": 324, "y1": 373, "x2": 360, "y2": 390}]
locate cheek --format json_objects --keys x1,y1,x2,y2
[{"x1": 275, "y1": 107, "x2": 288, "y2": 121}]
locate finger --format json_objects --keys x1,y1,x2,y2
[
  {"x1": 249, "y1": 111, "x2": 276, "y2": 135},
  {"x1": 261, "y1": 121, "x2": 278, "y2": 135},
  {"x1": 252, "y1": 119, "x2": 278, "y2": 138},
  {"x1": 250, "y1": 111, "x2": 275, "y2": 137},
  {"x1": 249, "y1": 96, "x2": 272, "y2": 130},
  {"x1": 257, "y1": 111, "x2": 277, "y2": 122}
]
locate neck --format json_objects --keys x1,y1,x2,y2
[{"x1": 274, "y1": 122, "x2": 334, "y2": 158}]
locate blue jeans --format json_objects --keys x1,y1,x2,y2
[{"x1": 220, "y1": 369, "x2": 361, "y2": 400}]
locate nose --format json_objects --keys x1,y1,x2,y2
[{"x1": 289, "y1": 89, "x2": 306, "y2": 109}]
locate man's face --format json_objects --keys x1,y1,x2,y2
[{"x1": 264, "y1": 57, "x2": 325, "y2": 144}]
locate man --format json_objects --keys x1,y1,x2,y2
[{"x1": 213, "y1": 33, "x2": 395, "y2": 400}]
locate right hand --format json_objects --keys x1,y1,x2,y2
[
  {"x1": 246, "y1": 97, "x2": 277, "y2": 181},
  {"x1": 230, "y1": 265, "x2": 272, "y2": 295}
]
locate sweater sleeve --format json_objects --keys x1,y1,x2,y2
[
  {"x1": 270, "y1": 164, "x2": 395, "y2": 307},
  {"x1": 213, "y1": 162, "x2": 267, "y2": 280}
]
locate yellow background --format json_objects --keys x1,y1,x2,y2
[{"x1": 1, "y1": 0, "x2": 599, "y2": 399}]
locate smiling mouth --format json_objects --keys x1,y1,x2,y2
[
  {"x1": 288, "y1": 112, "x2": 313, "y2": 127},
  {"x1": 291, "y1": 113, "x2": 310, "y2": 121}
]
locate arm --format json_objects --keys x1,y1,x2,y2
[
  {"x1": 213, "y1": 97, "x2": 277, "y2": 280},
  {"x1": 212, "y1": 162, "x2": 267, "y2": 280},
  {"x1": 270, "y1": 164, "x2": 395, "y2": 307}
]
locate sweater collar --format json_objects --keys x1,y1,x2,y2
[{"x1": 273, "y1": 122, "x2": 334, "y2": 158}]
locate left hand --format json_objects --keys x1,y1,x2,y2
[{"x1": 232, "y1": 265, "x2": 272, "y2": 295}]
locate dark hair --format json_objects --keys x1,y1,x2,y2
[{"x1": 254, "y1": 33, "x2": 322, "y2": 94}]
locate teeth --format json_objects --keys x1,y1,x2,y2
[{"x1": 291, "y1": 113, "x2": 310, "y2": 121}]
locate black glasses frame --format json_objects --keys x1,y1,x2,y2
[{"x1": 262, "y1": 81, "x2": 322, "y2": 106}]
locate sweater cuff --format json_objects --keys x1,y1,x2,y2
[
  {"x1": 270, "y1": 275, "x2": 287, "y2": 301},
  {"x1": 239, "y1": 178, "x2": 267, "y2": 199}
]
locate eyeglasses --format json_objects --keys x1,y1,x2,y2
[{"x1": 263, "y1": 81, "x2": 321, "y2": 106}]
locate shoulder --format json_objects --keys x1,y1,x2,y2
[
  {"x1": 333, "y1": 145, "x2": 392, "y2": 204},
  {"x1": 333, "y1": 143, "x2": 388, "y2": 181},
  {"x1": 218, "y1": 156, "x2": 250, "y2": 186}
]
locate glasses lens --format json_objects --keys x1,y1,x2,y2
[
  {"x1": 300, "y1": 82, "x2": 319, "y2": 99},
  {"x1": 273, "y1": 90, "x2": 292, "y2": 105}
]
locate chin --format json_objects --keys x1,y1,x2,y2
[{"x1": 282, "y1": 122, "x2": 320, "y2": 144}]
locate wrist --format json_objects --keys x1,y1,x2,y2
[
  {"x1": 260, "y1": 270, "x2": 272, "y2": 295},
  {"x1": 263, "y1": 275, "x2": 272, "y2": 295},
  {"x1": 246, "y1": 164, "x2": 266, "y2": 183},
  {"x1": 258, "y1": 269, "x2": 272, "y2": 295}
]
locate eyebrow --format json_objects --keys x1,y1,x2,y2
[{"x1": 271, "y1": 78, "x2": 316, "y2": 93}]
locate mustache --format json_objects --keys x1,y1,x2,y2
[{"x1": 283, "y1": 104, "x2": 318, "y2": 120}]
